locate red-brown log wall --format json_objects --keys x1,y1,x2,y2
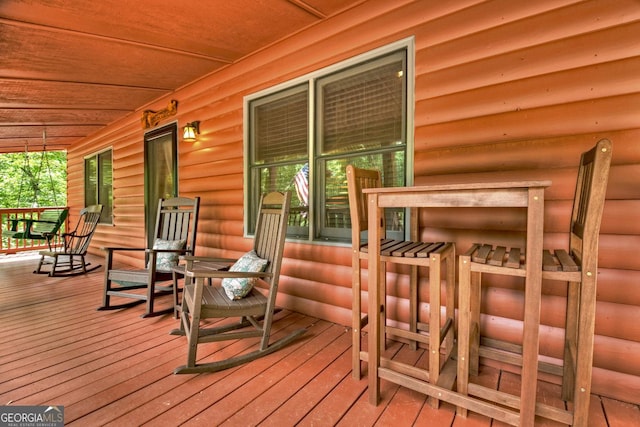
[{"x1": 66, "y1": 0, "x2": 640, "y2": 404}]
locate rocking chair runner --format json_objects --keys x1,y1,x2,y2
[
  {"x1": 34, "y1": 205, "x2": 103, "y2": 276},
  {"x1": 6, "y1": 208, "x2": 69, "y2": 248},
  {"x1": 171, "y1": 191, "x2": 306, "y2": 374},
  {"x1": 99, "y1": 196, "x2": 200, "y2": 318}
]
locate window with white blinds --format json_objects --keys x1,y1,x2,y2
[
  {"x1": 318, "y1": 54, "x2": 405, "y2": 156},
  {"x1": 253, "y1": 84, "x2": 308, "y2": 164},
  {"x1": 246, "y1": 41, "x2": 411, "y2": 243}
]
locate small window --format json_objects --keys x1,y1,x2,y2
[
  {"x1": 246, "y1": 40, "x2": 412, "y2": 243},
  {"x1": 84, "y1": 149, "x2": 113, "y2": 224}
]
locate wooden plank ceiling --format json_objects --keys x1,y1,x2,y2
[{"x1": 0, "y1": 0, "x2": 362, "y2": 153}]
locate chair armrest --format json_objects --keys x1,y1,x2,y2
[
  {"x1": 64, "y1": 231, "x2": 94, "y2": 239},
  {"x1": 7, "y1": 218, "x2": 34, "y2": 231},
  {"x1": 101, "y1": 246, "x2": 147, "y2": 253},
  {"x1": 9, "y1": 218, "x2": 31, "y2": 224},
  {"x1": 146, "y1": 248, "x2": 191, "y2": 254},
  {"x1": 179, "y1": 255, "x2": 237, "y2": 263},
  {"x1": 186, "y1": 269, "x2": 272, "y2": 280},
  {"x1": 179, "y1": 256, "x2": 236, "y2": 274}
]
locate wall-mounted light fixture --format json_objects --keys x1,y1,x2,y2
[{"x1": 182, "y1": 121, "x2": 200, "y2": 142}]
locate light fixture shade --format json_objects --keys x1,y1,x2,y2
[{"x1": 183, "y1": 121, "x2": 200, "y2": 142}]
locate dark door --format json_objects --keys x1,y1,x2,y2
[{"x1": 144, "y1": 124, "x2": 178, "y2": 248}]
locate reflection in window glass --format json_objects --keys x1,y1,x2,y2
[
  {"x1": 247, "y1": 44, "x2": 410, "y2": 243},
  {"x1": 84, "y1": 149, "x2": 113, "y2": 224}
]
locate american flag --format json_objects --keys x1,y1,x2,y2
[{"x1": 294, "y1": 163, "x2": 309, "y2": 206}]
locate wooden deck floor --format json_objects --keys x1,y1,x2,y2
[{"x1": 1, "y1": 252, "x2": 638, "y2": 426}]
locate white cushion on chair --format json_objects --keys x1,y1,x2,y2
[
  {"x1": 150, "y1": 238, "x2": 186, "y2": 272},
  {"x1": 222, "y1": 250, "x2": 269, "y2": 300}
]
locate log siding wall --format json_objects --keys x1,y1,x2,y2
[{"x1": 66, "y1": 0, "x2": 640, "y2": 404}]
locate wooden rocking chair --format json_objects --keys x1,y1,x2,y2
[
  {"x1": 34, "y1": 205, "x2": 102, "y2": 276},
  {"x1": 171, "y1": 191, "x2": 306, "y2": 374},
  {"x1": 99, "y1": 197, "x2": 200, "y2": 318}
]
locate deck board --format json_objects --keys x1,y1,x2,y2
[{"x1": 0, "y1": 252, "x2": 636, "y2": 426}]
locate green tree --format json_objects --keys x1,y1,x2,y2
[{"x1": 0, "y1": 151, "x2": 67, "y2": 208}]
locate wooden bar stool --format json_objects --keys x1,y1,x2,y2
[
  {"x1": 346, "y1": 165, "x2": 456, "y2": 406},
  {"x1": 457, "y1": 139, "x2": 612, "y2": 426}
]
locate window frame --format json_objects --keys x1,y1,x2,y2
[
  {"x1": 244, "y1": 37, "x2": 415, "y2": 243},
  {"x1": 84, "y1": 147, "x2": 113, "y2": 224}
]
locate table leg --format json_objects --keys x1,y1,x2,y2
[
  {"x1": 456, "y1": 255, "x2": 471, "y2": 417},
  {"x1": 519, "y1": 187, "x2": 545, "y2": 426},
  {"x1": 428, "y1": 252, "x2": 442, "y2": 408},
  {"x1": 368, "y1": 193, "x2": 382, "y2": 405}
]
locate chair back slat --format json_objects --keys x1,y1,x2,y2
[
  {"x1": 346, "y1": 165, "x2": 383, "y2": 240},
  {"x1": 569, "y1": 139, "x2": 612, "y2": 265},
  {"x1": 66, "y1": 205, "x2": 103, "y2": 254},
  {"x1": 253, "y1": 192, "x2": 291, "y2": 279},
  {"x1": 154, "y1": 197, "x2": 200, "y2": 255}
]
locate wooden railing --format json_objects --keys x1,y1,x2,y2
[{"x1": 0, "y1": 207, "x2": 70, "y2": 254}]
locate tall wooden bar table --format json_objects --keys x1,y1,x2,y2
[{"x1": 364, "y1": 180, "x2": 551, "y2": 427}]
